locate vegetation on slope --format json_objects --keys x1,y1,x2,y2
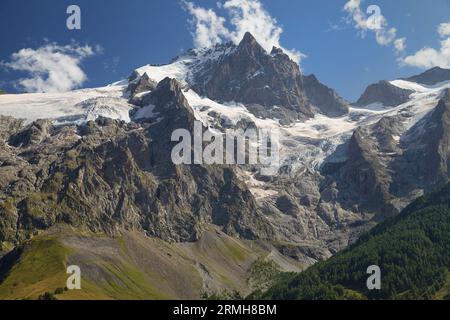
[
  {"x1": 0, "y1": 236, "x2": 71, "y2": 300},
  {"x1": 0, "y1": 226, "x2": 301, "y2": 300},
  {"x1": 257, "y1": 183, "x2": 450, "y2": 300}
]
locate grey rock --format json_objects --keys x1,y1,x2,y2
[
  {"x1": 190, "y1": 32, "x2": 314, "y2": 123},
  {"x1": 0, "y1": 79, "x2": 274, "y2": 245},
  {"x1": 128, "y1": 72, "x2": 157, "y2": 105},
  {"x1": 405, "y1": 66, "x2": 450, "y2": 86},
  {"x1": 321, "y1": 90, "x2": 450, "y2": 219},
  {"x1": 275, "y1": 193, "x2": 299, "y2": 217},
  {"x1": 356, "y1": 80, "x2": 413, "y2": 107},
  {"x1": 9, "y1": 119, "x2": 53, "y2": 147},
  {"x1": 303, "y1": 74, "x2": 349, "y2": 117}
]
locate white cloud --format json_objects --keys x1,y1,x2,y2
[
  {"x1": 394, "y1": 38, "x2": 407, "y2": 53},
  {"x1": 221, "y1": 0, "x2": 303, "y2": 62},
  {"x1": 2, "y1": 42, "x2": 99, "y2": 93},
  {"x1": 402, "y1": 38, "x2": 450, "y2": 69},
  {"x1": 438, "y1": 22, "x2": 450, "y2": 38},
  {"x1": 344, "y1": 0, "x2": 405, "y2": 52},
  {"x1": 344, "y1": 0, "x2": 369, "y2": 31},
  {"x1": 401, "y1": 22, "x2": 450, "y2": 69},
  {"x1": 185, "y1": 2, "x2": 229, "y2": 48},
  {"x1": 375, "y1": 27, "x2": 397, "y2": 46},
  {"x1": 184, "y1": 0, "x2": 304, "y2": 64}
]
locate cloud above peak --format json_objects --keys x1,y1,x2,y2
[
  {"x1": 438, "y1": 22, "x2": 450, "y2": 38},
  {"x1": 2, "y1": 42, "x2": 100, "y2": 93},
  {"x1": 185, "y1": 2, "x2": 229, "y2": 48},
  {"x1": 402, "y1": 21, "x2": 450, "y2": 69},
  {"x1": 184, "y1": 0, "x2": 304, "y2": 64}
]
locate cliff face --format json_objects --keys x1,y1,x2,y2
[
  {"x1": 405, "y1": 67, "x2": 450, "y2": 86},
  {"x1": 0, "y1": 78, "x2": 274, "y2": 246},
  {"x1": 356, "y1": 80, "x2": 413, "y2": 107},
  {"x1": 190, "y1": 33, "x2": 312, "y2": 122},
  {"x1": 1, "y1": 33, "x2": 450, "y2": 274},
  {"x1": 303, "y1": 74, "x2": 349, "y2": 117}
]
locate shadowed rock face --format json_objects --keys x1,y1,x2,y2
[
  {"x1": 356, "y1": 80, "x2": 413, "y2": 107},
  {"x1": 128, "y1": 73, "x2": 158, "y2": 106},
  {"x1": 303, "y1": 74, "x2": 349, "y2": 117},
  {"x1": 190, "y1": 32, "x2": 314, "y2": 123},
  {"x1": 188, "y1": 32, "x2": 351, "y2": 124},
  {"x1": 128, "y1": 72, "x2": 157, "y2": 95},
  {"x1": 321, "y1": 89, "x2": 450, "y2": 217},
  {"x1": 0, "y1": 78, "x2": 274, "y2": 245},
  {"x1": 405, "y1": 67, "x2": 450, "y2": 86},
  {"x1": 392, "y1": 89, "x2": 450, "y2": 192},
  {"x1": 325, "y1": 125, "x2": 396, "y2": 217}
]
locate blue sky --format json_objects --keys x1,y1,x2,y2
[{"x1": 0, "y1": 0, "x2": 449, "y2": 101}]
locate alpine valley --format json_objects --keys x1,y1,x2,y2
[{"x1": 0, "y1": 33, "x2": 449, "y2": 300}]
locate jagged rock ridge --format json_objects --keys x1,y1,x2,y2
[{"x1": 135, "y1": 32, "x2": 350, "y2": 125}]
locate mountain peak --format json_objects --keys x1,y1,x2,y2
[
  {"x1": 303, "y1": 74, "x2": 350, "y2": 117},
  {"x1": 270, "y1": 46, "x2": 284, "y2": 56},
  {"x1": 356, "y1": 80, "x2": 413, "y2": 107},
  {"x1": 429, "y1": 66, "x2": 447, "y2": 72},
  {"x1": 237, "y1": 32, "x2": 266, "y2": 54},
  {"x1": 240, "y1": 31, "x2": 257, "y2": 45},
  {"x1": 405, "y1": 66, "x2": 450, "y2": 86}
]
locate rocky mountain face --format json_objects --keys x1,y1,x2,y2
[
  {"x1": 405, "y1": 66, "x2": 450, "y2": 85},
  {"x1": 127, "y1": 72, "x2": 157, "y2": 104},
  {"x1": 356, "y1": 80, "x2": 414, "y2": 107},
  {"x1": 322, "y1": 89, "x2": 450, "y2": 218},
  {"x1": 259, "y1": 182, "x2": 450, "y2": 300},
  {"x1": 189, "y1": 32, "x2": 313, "y2": 123},
  {"x1": 1, "y1": 31, "x2": 450, "y2": 276},
  {"x1": 182, "y1": 32, "x2": 349, "y2": 125},
  {"x1": 0, "y1": 78, "x2": 274, "y2": 246},
  {"x1": 392, "y1": 89, "x2": 450, "y2": 194},
  {"x1": 303, "y1": 74, "x2": 349, "y2": 117}
]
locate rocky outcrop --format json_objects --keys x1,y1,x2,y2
[
  {"x1": 391, "y1": 89, "x2": 450, "y2": 195},
  {"x1": 190, "y1": 32, "x2": 314, "y2": 123},
  {"x1": 405, "y1": 67, "x2": 450, "y2": 86},
  {"x1": 303, "y1": 74, "x2": 349, "y2": 117},
  {"x1": 9, "y1": 119, "x2": 53, "y2": 147},
  {"x1": 321, "y1": 90, "x2": 450, "y2": 217},
  {"x1": 128, "y1": 72, "x2": 157, "y2": 105},
  {"x1": 130, "y1": 32, "x2": 352, "y2": 124},
  {"x1": 356, "y1": 80, "x2": 413, "y2": 107},
  {"x1": 327, "y1": 125, "x2": 396, "y2": 216},
  {"x1": 128, "y1": 72, "x2": 157, "y2": 95}
]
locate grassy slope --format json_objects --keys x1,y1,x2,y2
[
  {"x1": 258, "y1": 183, "x2": 450, "y2": 300},
  {"x1": 0, "y1": 226, "x2": 300, "y2": 300},
  {"x1": 0, "y1": 235, "x2": 165, "y2": 300},
  {"x1": 0, "y1": 237, "x2": 70, "y2": 299}
]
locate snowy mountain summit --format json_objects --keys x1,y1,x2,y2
[{"x1": 134, "y1": 32, "x2": 349, "y2": 125}]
